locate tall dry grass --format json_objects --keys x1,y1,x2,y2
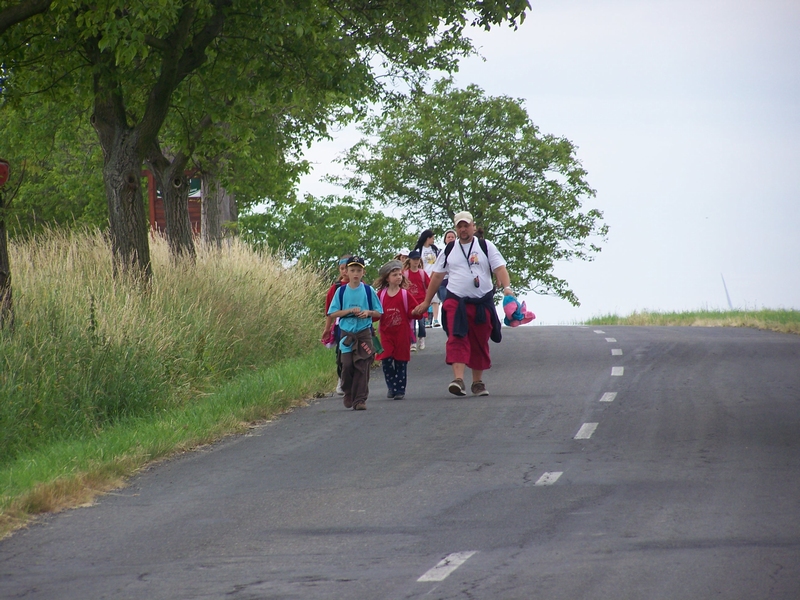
[{"x1": 0, "y1": 229, "x2": 325, "y2": 465}]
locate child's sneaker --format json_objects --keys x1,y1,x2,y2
[
  {"x1": 432, "y1": 319, "x2": 441, "y2": 327},
  {"x1": 410, "y1": 343, "x2": 417, "y2": 352},
  {"x1": 353, "y1": 401, "x2": 367, "y2": 410},
  {"x1": 335, "y1": 378, "x2": 344, "y2": 395},
  {"x1": 418, "y1": 338, "x2": 426, "y2": 350}
]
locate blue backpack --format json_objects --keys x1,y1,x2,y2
[{"x1": 334, "y1": 283, "x2": 376, "y2": 341}]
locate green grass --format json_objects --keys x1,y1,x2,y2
[
  {"x1": 0, "y1": 346, "x2": 337, "y2": 537},
  {"x1": 585, "y1": 308, "x2": 800, "y2": 334},
  {"x1": 0, "y1": 229, "x2": 337, "y2": 537}
]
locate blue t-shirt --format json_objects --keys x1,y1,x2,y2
[{"x1": 327, "y1": 283, "x2": 383, "y2": 353}]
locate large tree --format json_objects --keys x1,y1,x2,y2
[
  {"x1": 2, "y1": 0, "x2": 531, "y2": 281},
  {"x1": 338, "y1": 79, "x2": 608, "y2": 305}
]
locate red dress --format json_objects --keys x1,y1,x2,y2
[{"x1": 376, "y1": 289, "x2": 421, "y2": 362}]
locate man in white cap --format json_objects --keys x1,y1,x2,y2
[{"x1": 413, "y1": 211, "x2": 515, "y2": 396}]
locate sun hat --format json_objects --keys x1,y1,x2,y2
[
  {"x1": 453, "y1": 211, "x2": 474, "y2": 225},
  {"x1": 394, "y1": 249, "x2": 410, "y2": 260},
  {"x1": 379, "y1": 260, "x2": 403, "y2": 279}
]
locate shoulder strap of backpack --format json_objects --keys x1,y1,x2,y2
[
  {"x1": 442, "y1": 241, "x2": 455, "y2": 267},
  {"x1": 337, "y1": 282, "x2": 345, "y2": 307},
  {"x1": 378, "y1": 288, "x2": 408, "y2": 313},
  {"x1": 364, "y1": 283, "x2": 373, "y2": 310},
  {"x1": 479, "y1": 238, "x2": 492, "y2": 274},
  {"x1": 340, "y1": 283, "x2": 374, "y2": 310}
]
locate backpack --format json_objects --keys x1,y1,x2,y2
[
  {"x1": 337, "y1": 282, "x2": 375, "y2": 312},
  {"x1": 403, "y1": 268, "x2": 430, "y2": 295},
  {"x1": 334, "y1": 283, "x2": 376, "y2": 342}
]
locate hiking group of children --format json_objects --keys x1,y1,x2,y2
[{"x1": 321, "y1": 229, "x2": 456, "y2": 411}]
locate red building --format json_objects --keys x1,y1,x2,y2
[{"x1": 143, "y1": 170, "x2": 202, "y2": 234}]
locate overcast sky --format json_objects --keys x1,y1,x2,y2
[{"x1": 298, "y1": 0, "x2": 800, "y2": 324}]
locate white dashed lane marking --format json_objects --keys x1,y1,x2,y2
[
  {"x1": 599, "y1": 392, "x2": 617, "y2": 402},
  {"x1": 605, "y1": 337, "x2": 617, "y2": 343},
  {"x1": 574, "y1": 423, "x2": 599, "y2": 439},
  {"x1": 593, "y1": 330, "x2": 605, "y2": 334},
  {"x1": 611, "y1": 348, "x2": 623, "y2": 356},
  {"x1": 418, "y1": 551, "x2": 478, "y2": 582},
  {"x1": 534, "y1": 471, "x2": 563, "y2": 486},
  {"x1": 611, "y1": 366, "x2": 624, "y2": 376}
]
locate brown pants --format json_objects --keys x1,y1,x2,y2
[{"x1": 340, "y1": 328, "x2": 374, "y2": 406}]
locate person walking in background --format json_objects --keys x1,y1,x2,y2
[
  {"x1": 413, "y1": 211, "x2": 515, "y2": 397},
  {"x1": 404, "y1": 250, "x2": 430, "y2": 351},
  {"x1": 327, "y1": 257, "x2": 383, "y2": 410},
  {"x1": 435, "y1": 229, "x2": 457, "y2": 324},
  {"x1": 414, "y1": 230, "x2": 440, "y2": 328},
  {"x1": 322, "y1": 253, "x2": 352, "y2": 395},
  {"x1": 373, "y1": 260, "x2": 423, "y2": 400}
]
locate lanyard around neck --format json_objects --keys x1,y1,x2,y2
[{"x1": 459, "y1": 238, "x2": 475, "y2": 268}]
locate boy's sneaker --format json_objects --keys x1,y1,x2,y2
[
  {"x1": 432, "y1": 319, "x2": 441, "y2": 327},
  {"x1": 448, "y1": 378, "x2": 467, "y2": 396},
  {"x1": 410, "y1": 343, "x2": 417, "y2": 352},
  {"x1": 343, "y1": 395, "x2": 353, "y2": 408},
  {"x1": 393, "y1": 394, "x2": 405, "y2": 400},
  {"x1": 387, "y1": 390, "x2": 395, "y2": 398},
  {"x1": 471, "y1": 380, "x2": 489, "y2": 396},
  {"x1": 335, "y1": 378, "x2": 344, "y2": 395},
  {"x1": 419, "y1": 338, "x2": 426, "y2": 350},
  {"x1": 353, "y1": 401, "x2": 367, "y2": 410}
]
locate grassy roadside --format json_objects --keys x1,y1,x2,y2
[
  {"x1": 0, "y1": 346, "x2": 338, "y2": 539},
  {"x1": 585, "y1": 308, "x2": 800, "y2": 335},
  {"x1": 0, "y1": 228, "x2": 340, "y2": 539}
]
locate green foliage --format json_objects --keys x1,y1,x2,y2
[
  {"x1": 0, "y1": 97, "x2": 106, "y2": 235},
  {"x1": 338, "y1": 78, "x2": 608, "y2": 305},
  {"x1": 1, "y1": 0, "x2": 532, "y2": 246},
  {"x1": 239, "y1": 194, "x2": 414, "y2": 282},
  {"x1": 0, "y1": 228, "x2": 326, "y2": 465}
]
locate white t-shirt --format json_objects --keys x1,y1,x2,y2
[
  {"x1": 420, "y1": 245, "x2": 438, "y2": 276},
  {"x1": 431, "y1": 238, "x2": 506, "y2": 298}
]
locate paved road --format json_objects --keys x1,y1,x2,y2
[{"x1": 2, "y1": 326, "x2": 799, "y2": 599}]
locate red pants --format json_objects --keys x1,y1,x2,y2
[{"x1": 442, "y1": 298, "x2": 493, "y2": 370}]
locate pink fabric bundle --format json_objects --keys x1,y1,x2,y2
[{"x1": 502, "y1": 296, "x2": 536, "y2": 327}]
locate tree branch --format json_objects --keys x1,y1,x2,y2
[{"x1": 0, "y1": 0, "x2": 52, "y2": 37}]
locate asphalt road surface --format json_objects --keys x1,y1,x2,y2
[{"x1": 2, "y1": 326, "x2": 799, "y2": 599}]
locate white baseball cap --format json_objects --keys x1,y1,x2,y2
[{"x1": 453, "y1": 211, "x2": 474, "y2": 225}]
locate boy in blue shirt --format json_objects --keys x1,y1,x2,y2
[{"x1": 327, "y1": 257, "x2": 383, "y2": 410}]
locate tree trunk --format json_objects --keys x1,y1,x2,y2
[
  {"x1": 147, "y1": 147, "x2": 196, "y2": 263},
  {"x1": 0, "y1": 189, "x2": 13, "y2": 330},
  {"x1": 101, "y1": 131, "x2": 153, "y2": 282},
  {"x1": 201, "y1": 173, "x2": 237, "y2": 247}
]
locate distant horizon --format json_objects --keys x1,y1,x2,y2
[{"x1": 297, "y1": 1, "x2": 800, "y2": 325}]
